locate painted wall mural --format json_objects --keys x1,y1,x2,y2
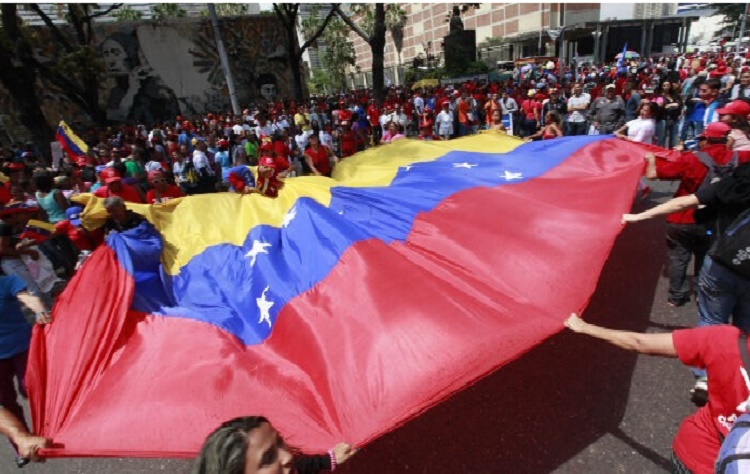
[{"x1": 0, "y1": 15, "x2": 297, "y2": 134}]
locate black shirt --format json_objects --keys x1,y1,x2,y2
[{"x1": 695, "y1": 163, "x2": 750, "y2": 236}]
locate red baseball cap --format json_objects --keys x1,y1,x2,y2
[
  {"x1": 698, "y1": 122, "x2": 732, "y2": 139},
  {"x1": 716, "y1": 100, "x2": 750, "y2": 117},
  {"x1": 147, "y1": 170, "x2": 165, "y2": 183},
  {"x1": 101, "y1": 167, "x2": 122, "y2": 184},
  {"x1": 259, "y1": 156, "x2": 276, "y2": 168}
]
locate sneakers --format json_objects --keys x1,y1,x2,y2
[
  {"x1": 668, "y1": 296, "x2": 689, "y2": 307},
  {"x1": 691, "y1": 376, "x2": 708, "y2": 407}
]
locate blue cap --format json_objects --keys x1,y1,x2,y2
[{"x1": 66, "y1": 206, "x2": 83, "y2": 226}]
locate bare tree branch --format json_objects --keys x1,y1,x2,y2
[
  {"x1": 297, "y1": 5, "x2": 337, "y2": 57},
  {"x1": 332, "y1": 4, "x2": 371, "y2": 43},
  {"x1": 85, "y1": 3, "x2": 123, "y2": 20},
  {"x1": 28, "y1": 4, "x2": 75, "y2": 52}
]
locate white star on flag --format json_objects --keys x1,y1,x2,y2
[
  {"x1": 244, "y1": 240, "x2": 271, "y2": 267},
  {"x1": 404, "y1": 165, "x2": 414, "y2": 171},
  {"x1": 453, "y1": 162, "x2": 477, "y2": 169},
  {"x1": 256, "y1": 286, "x2": 274, "y2": 328},
  {"x1": 282, "y1": 206, "x2": 297, "y2": 228},
  {"x1": 501, "y1": 170, "x2": 523, "y2": 181}
]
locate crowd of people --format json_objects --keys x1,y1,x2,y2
[{"x1": 1, "y1": 46, "x2": 750, "y2": 472}]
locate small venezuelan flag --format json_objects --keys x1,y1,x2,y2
[{"x1": 56, "y1": 121, "x2": 89, "y2": 162}]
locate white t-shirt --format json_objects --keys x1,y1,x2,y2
[
  {"x1": 626, "y1": 118, "x2": 655, "y2": 144},
  {"x1": 567, "y1": 94, "x2": 590, "y2": 122}
]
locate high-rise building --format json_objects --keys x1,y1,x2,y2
[{"x1": 344, "y1": 2, "x2": 691, "y2": 87}]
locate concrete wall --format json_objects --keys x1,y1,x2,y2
[{"x1": 1, "y1": 15, "x2": 296, "y2": 134}]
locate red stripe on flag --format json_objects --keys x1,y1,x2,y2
[{"x1": 28, "y1": 139, "x2": 644, "y2": 457}]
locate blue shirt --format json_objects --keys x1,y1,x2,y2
[
  {"x1": 215, "y1": 150, "x2": 231, "y2": 170},
  {"x1": 0, "y1": 276, "x2": 32, "y2": 359}
]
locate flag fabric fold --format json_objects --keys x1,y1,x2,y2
[{"x1": 28, "y1": 134, "x2": 649, "y2": 458}]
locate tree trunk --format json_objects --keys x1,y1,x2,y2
[
  {"x1": 0, "y1": 4, "x2": 54, "y2": 162},
  {"x1": 371, "y1": 4, "x2": 387, "y2": 103}
]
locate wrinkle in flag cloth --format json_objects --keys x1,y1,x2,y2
[{"x1": 28, "y1": 134, "x2": 650, "y2": 458}]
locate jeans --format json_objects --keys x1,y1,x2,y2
[
  {"x1": 692, "y1": 255, "x2": 750, "y2": 377},
  {"x1": 0, "y1": 351, "x2": 29, "y2": 431},
  {"x1": 655, "y1": 120, "x2": 666, "y2": 147},
  {"x1": 681, "y1": 120, "x2": 704, "y2": 142},
  {"x1": 566, "y1": 120, "x2": 588, "y2": 136},
  {"x1": 520, "y1": 118, "x2": 537, "y2": 138},
  {"x1": 666, "y1": 223, "x2": 711, "y2": 305}
]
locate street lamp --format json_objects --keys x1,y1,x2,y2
[{"x1": 592, "y1": 30, "x2": 602, "y2": 64}]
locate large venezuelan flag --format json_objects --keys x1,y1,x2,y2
[
  {"x1": 28, "y1": 134, "x2": 650, "y2": 458},
  {"x1": 55, "y1": 121, "x2": 89, "y2": 163}
]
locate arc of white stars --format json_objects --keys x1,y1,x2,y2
[
  {"x1": 256, "y1": 286, "x2": 274, "y2": 328},
  {"x1": 501, "y1": 170, "x2": 523, "y2": 181},
  {"x1": 282, "y1": 205, "x2": 297, "y2": 228},
  {"x1": 244, "y1": 240, "x2": 271, "y2": 267}
]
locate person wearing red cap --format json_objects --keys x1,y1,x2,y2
[
  {"x1": 256, "y1": 155, "x2": 283, "y2": 197},
  {"x1": 717, "y1": 100, "x2": 750, "y2": 151},
  {"x1": 338, "y1": 117, "x2": 357, "y2": 159},
  {"x1": 146, "y1": 170, "x2": 184, "y2": 204},
  {"x1": 641, "y1": 121, "x2": 749, "y2": 310},
  {"x1": 304, "y1": 133, "x2": 337, "y2": 177},
  {"x1": 93, "y1": 168, "x2": 144, "y2": 203}
]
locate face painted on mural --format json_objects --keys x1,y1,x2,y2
[
  {"x1": 102, "y1": 39, "x2": 129, "y2": 75},
  {"x1": 260, "y1": 83, "x2": 277, "y2": 102}
]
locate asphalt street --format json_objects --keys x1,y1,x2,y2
[{"x1": 0, "y1": 178, "x2": 698, "y2": 473}]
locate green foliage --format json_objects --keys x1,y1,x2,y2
[
  {"x1": 112, "y1": 5, "x2": 142, "y2": 22},
  {"x1": 308, "y1": 68, "x2": 333, "y2": 94},
  {"x1": 214, "y1": 4, "x2": 249, "y2": 17},
  {"x1": 303, "y1": 11, "x2": 355, "y2": 91},
  {"x1": 464, "y1": 60, "x2": 489, "y2": 75},
  {"x1": 151, "y1": 3, "x2": 186, "y2": 21}
]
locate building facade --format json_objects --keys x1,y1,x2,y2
[{"x1": 345, "y1": 2, "x2": 690, "y2": 87}]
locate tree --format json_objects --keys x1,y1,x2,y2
[
  {"x1": 712, "y1": 4, "x2": 747, "y2": 39},
  {"x1": 308, "y1": 68, "x2": 333, "y2": 95},
  {"x1": 302, "y1": 8, "x2": 356, "y2": 93},
  {"x1": 151, "y1": 3, "x2": 186, "y2": 22},
  {"x1": 332, "y1": 4, "x2": 387, "y2": 102},
  {"x1": 272, "y1": 3, "x2": 336, "y2": 101},
  {"x1": 385, "y1": 6, "x2": 407, "y2": 86},
  {"x1": 0, "y1": 3, "x2": 122, "y2": 159},
  {"x1": 113, "y1": 5, "x2": 142, "y2": 22},
  {"x1": 214, "y1": 4, "x2": 249, "y2": 17}
]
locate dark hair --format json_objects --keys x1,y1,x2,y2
[
  {"x1": 706, "y1": 78, "x2": 722, "y2": 92},
  {"x1": 191, "y1": 416, "x2": 269, "y2": 474},
  {"x1": 33, "y1": 173, "x2": 54, "y2": 193}
]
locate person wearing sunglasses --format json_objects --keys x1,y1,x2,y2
[{"x1": 145, "y1": 170, "x2": 184, "y2": 205}]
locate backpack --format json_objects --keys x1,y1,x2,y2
[
  {"x1": 715, "y1": 333, "x2": 750, "y2": 473},
  {"x1": 694, "y1": 151, "x2": 740, "y2": 230},
  {"x1": 709, "y1": 208, "x2": 750, "y2": 279},
  {"x1": 182, "y1": 159, "x2": 200, "y2": 186}
]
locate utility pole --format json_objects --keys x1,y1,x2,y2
[
  {"x1": 207, "y1": 4, "x2": 240, "y2": 115},
  {"x1": 739, "y1": 3, "x2": 749, "y2": 52}
]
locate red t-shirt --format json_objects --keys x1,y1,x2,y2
[
  {"x1": 367, "y1": 105, "x2": 380, "y2": 127},
  {"x1": 673, "y1": 326, "x2": 750, "y2": 474},
  {"x1": 521, "y1": 99, "x2": 539, "y2": 120},
  {"x1": 305, "y1": 145, "x2": 332, "y2": 175},
  {"x1": 146, "y1": 185, "x2": 184, "y2": 204},
  {"x1": 93, "y1": 182, "x2": 143, "y2": 203},
  {"x1": 0, "y1": 183, "x2": 10, "y2": 206},
  {"x1": 339, "y1": 130, "x2": 357, "y2": 159},
  {"x1": 54, "y1": 220, "x2": 104, "y2": 251},
  {"x1": 654, "y1": 145, "x2": 750, "y2": 224}
]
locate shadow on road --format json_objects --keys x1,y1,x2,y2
[{"x1": 337, "y1": 210, "x2": 667, "y2": 473}]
